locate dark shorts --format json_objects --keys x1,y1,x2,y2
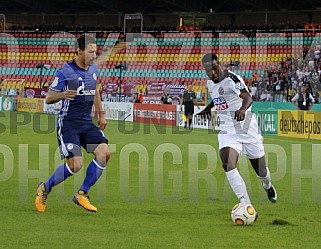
[
  {"x1": 57, "y1": 122, "x2": 108, "y2": 159},
  {"x1": 184, "y1": 102, "x2": 194, "y2": 117}
]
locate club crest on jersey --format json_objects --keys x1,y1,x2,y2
[
  {"x1": 218, "y1": 87, "x2": 224, "y2": 95},
  {"x1": 235, "y1": 82, "x2": 245, "y2": 90},
  {"x1": 51, "y1": 77, "x2": 59, "y2": 87},
  {"x1": 67, "y1": 143, "x2": 74, "y2": 150}
]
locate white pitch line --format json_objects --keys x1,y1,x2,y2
[{"x1": 264, "y1": 136, "x2": 319, "y2": 145}]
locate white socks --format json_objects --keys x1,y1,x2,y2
[
  {"x1": 226, "y1": 168, "x2": 251, "y2": 204},
  {"x1": 257, "y1": 167, "x2": 272, "y2": 190}
]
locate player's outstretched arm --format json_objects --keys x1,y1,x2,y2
[
  {"x1": 45, "y1": 89, "x2": 77, "y2": 104},
  {"x1": 197, "y1": 101, "x2": 214, "y2": 120},
  {"x1": 234, "y1": 92, "x2": 252, "y2": 121}
]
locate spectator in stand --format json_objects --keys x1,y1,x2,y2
[
  {"x1": 291, "y1": 84, "x2": 315, "y2": 110},
  {"x1": 260, "y1": 90, "x2": 267, "y2": 102},
  {"x1": 135, "y1": 89, "x2": 143, "y2": 103},
  {"x1": 251, "y1": 83, "x2": 258, "y2": 101},
  {"x1": 312, "y1": 85, "x2": 320, "y2": 104},
  {"x1": 305, "y1": 81, "x2": 312, "y2": 93},
  {"x1": 287, "y1": 85, "x2": 294, "y2": 102},
  {"x1": 280, "y1": 59, "x2": 285, "y2": 70},
  {"x1": 272, "y1": 77, "x2": 282, "y2": 101},
  {"x1": 308, "y1": 58, "x2": 315, "y2": 71},
  {"x1": 160, "y1": 88, "x2": 172, "y2": 104},
  {"x1": 314, "y1": 45, "x2": 320, "y2": 63}
]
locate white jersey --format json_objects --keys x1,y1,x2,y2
[{"x1": 207, "y1": 71, "x2": 259, "y2": 135}]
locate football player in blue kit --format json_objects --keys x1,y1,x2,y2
[{"x1": 36, "y1": 34, "x2": 110, "y2": 212}]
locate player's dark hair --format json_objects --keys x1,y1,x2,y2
[
  {"x1": 202, "y1": 53, "x2": 218, "y2": 64},
  {"x1": 75, "y1": 34, "x2": 96, "y2": 52}
]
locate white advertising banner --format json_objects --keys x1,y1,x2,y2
[
  {"x1": 178, "y1": 105, "x2": 218, "y2": 130},
  {"x1": 102, "y1": 102, "x2": 133, "y2": 121},
  {"x1": 44, "y1": 101, "x2": 62, "y2": 115}
]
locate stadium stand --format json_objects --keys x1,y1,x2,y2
[{"x1": 1, "y1": 27, "x2": 321, "y2": 103}]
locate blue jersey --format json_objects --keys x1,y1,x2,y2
[{"x1": 50, "y1": 60, "x2": 98, "y2": 127}]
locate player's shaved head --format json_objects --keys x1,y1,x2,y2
[
  {"x1": 202, "y1": 53, "x2": 223, "y2": 83},
  {"x1": 202, "y1": 53, "x2": 219, "y2": 64}
]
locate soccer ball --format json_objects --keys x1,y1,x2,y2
[
  {"x1": 231, "y1": 203, "x2": 257, "y2": 225},
  {"x1": 167, "y1": 97, "x2": 172, "y2": 104}
]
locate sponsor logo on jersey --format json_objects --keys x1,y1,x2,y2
[
  {"x1": 213, "y1": 97, "x2": 229, "y2": 111},
  {"x1": 77, "y1": 82, "x2": 96, "y2": 96}
]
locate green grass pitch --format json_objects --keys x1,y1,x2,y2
[{"x1": 0, "y1": 111, "x2": 321, "y2": 248}]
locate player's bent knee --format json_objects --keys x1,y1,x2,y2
[
  {"x1": 99, "y1": 150, "x2": 111, "y2": 165},
  {"x1": 219, "y1": 147, "x2": 238, "y2": 172},
  {"x1": 94, "y1": 143, "x2": 110, "y2": 165},
  {"x1": 105, "y1": 150, "x2": 111, "y2": 161},
  {"x1": 67, "y1": 157, "x2": 83, "y2": 173},
  {"x1": 222, "y1": 163, "x2": 236, "y2": 172}
]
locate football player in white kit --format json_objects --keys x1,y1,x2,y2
[{"x1": 198, "y1": 53, "x2": 277, "y2": 205}]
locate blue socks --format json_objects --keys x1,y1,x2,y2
[
  {"x1": 80, "y1": 158, "x2": 105, "y2": 193},
  {"x1": 44, "y1": 163, "x2": 74, "y2": 193},
  {"x1": 44, "y1": 159, "x2": 105, "y2": 194}
]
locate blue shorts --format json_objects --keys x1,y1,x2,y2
[{"x1": 57, "y1": 122, "x2": 108, "y2": 159}]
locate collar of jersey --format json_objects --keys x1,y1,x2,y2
[{"x1": 71, "y1": 60, "x2": 87, "y2": 71}]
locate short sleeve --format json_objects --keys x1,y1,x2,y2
[
  {"x1": 94, "y1": 66, "x2": 99, "y2": 77},
  {"x1": 229, "y1": 74, "x2": 248, "y2": 96},
  {"x1": 206, "y1": 80, "x2": 215, "y2": 94},
  {"x1": 49, "y1": 69, "x2": 67, "y2": 92},
  {"x1": 91, "y1": 64, "x2": 99, "y2": 81}
]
